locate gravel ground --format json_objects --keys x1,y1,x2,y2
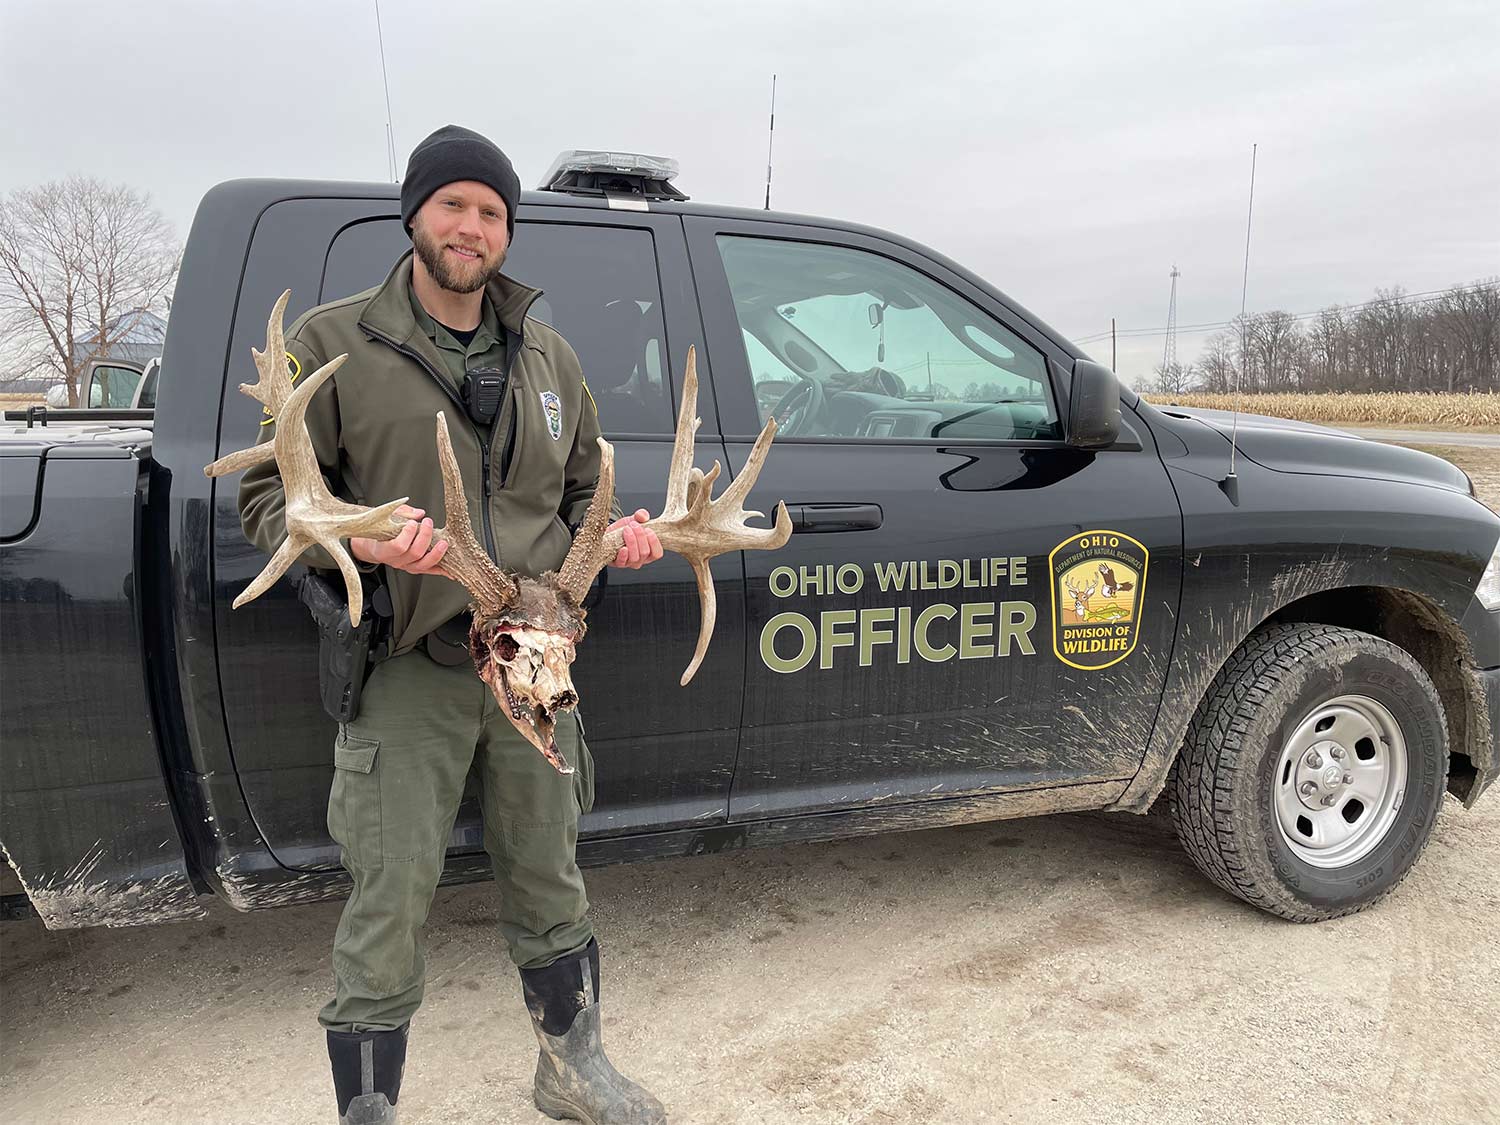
[
  {"x1": 2, "y1": 800, "x2": 1497, "y2": 1125},
  {"x1": 4, "y1": 444, "x2": 1498, "y2": 1125}
]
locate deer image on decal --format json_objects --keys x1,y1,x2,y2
[
  {"x1": 1064, "y1": 576, "x2": 1098, "y2": 622},
  {"x1": 205, "y1": 291, "x2": 793, "y2": 773}
]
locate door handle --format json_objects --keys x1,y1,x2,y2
[{"x1": 789, "y1": 503, "x2": 884, "y2": 533}]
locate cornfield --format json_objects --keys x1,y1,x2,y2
[{"x1": 1143, "y1": 392, "x2": 1500, "y2": 429}]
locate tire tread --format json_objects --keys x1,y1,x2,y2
[{"x1": 1168, "y1": 622, "x2": 1447, "y2": 922}]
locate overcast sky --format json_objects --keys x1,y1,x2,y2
[{"x1": 4, "y1": 0, "x2": 1497, "y2": 384}]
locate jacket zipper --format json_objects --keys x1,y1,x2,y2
[{"x1": 362, "y1": 323, "x2": 522, "y2": 565}]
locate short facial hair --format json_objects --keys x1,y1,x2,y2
[{"x1": 411, "y1": 221, "x2": 507, "y2": 294}]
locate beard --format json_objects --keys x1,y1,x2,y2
[{"x1": 412, "y1": 224, "x2": 507, "y2": 294}]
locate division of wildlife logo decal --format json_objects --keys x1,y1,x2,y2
[
  {"x1": 540, "y1": 390, "x2": 563, "y2": 440},
  {"x1": 1048, "y1": 530, "x2": 1148, "y2": 670}
]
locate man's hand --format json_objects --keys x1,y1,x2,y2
[
  {"x1": 607, "y1": 509, "x2": 664, "y2": 570},
  {"x1": 350, "y1": 504, "x2": 450, "y2": 576}
]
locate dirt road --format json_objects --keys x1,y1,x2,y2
[{"x1": 3, "y1": 798, "x2": 1497, "y2": 1124}]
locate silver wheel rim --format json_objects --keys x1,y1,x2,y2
[{"x1": 1272, "y1": 693, "x2": 1408, "y2": 869}]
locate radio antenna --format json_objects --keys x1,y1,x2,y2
[
  {"x1": 764, "y1": 74, "x2": 777, "y2": 209},
  {"x1": 1223, "y1": 142, "x2": 1257, "y2": 503},
  {"x1": 374, "y1": 0, "x2": 398, "y2": 180}
]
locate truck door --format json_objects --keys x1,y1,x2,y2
[
  {"x1": 684, "y1": 217, "x2": 1184, "y2": 820},
  {"x1": 213, "y1": 201, "x2": 743, "y2": 872}
]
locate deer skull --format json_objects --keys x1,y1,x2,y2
[
  {"x1": 206, "y1": 290, "x2": 792, "y2": 774},
  {"x1": 469, "y1": 589, "x2": 586, "y2": 772}
]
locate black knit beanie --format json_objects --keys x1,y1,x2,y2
[{"x1": 400, "y1": 125, "x2": 521, "y2": 240}]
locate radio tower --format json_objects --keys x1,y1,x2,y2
[{"x1": 1161, "y1": 264, "x2": 1180, "y2": 377}]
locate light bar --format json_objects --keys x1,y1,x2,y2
[{"x1": 538, "y1": 150, "x2": 688, "y2": 201}]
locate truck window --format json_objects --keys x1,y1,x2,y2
[
  {"x1": 322, "y1": 219, "x2": 674, "y2": 434},
  {"x1": 88, "y1": 364, "x2": 144, "y2": 407},
  {"x1": 715, "y1": 235, "x2": 1061, "y2": 441}
]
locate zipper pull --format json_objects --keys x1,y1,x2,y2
[{"x1": 481, "y1": 448, "x2": 491, "y2": 497}]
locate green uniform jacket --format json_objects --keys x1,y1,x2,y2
[{"x1": 239, "y1": 251, "x2": 610, "y2": 658}]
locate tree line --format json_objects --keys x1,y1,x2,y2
[{"x1": 1156, "y1": 279, "x2": 1500, "y2": 395}]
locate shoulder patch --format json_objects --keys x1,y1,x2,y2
[
  {"x1": 259, "y1": 351, "x2": 302, "y2": 426},
  {"x1": 540, "y1": 390, "x2": 563, "y2": 440}
]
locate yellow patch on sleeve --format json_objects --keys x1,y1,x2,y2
[
  {"x1": 259, "y1": 351, "x2": 302, "y2": 426},
  {"x1": 581, "y1": 378, "x2": 598, "y2": 418}
]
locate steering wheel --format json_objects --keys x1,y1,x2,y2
[{"x1": 770, "y1": 374, "x2": 827, "y2": 437}]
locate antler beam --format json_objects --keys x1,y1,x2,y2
[
  {"x1": 556, "y1": 346, "x2": 792, "y2": 685},
  {"x1": 205, "y1": 291, "x2": 410, "y2": 625},
  {"x1": 206, "y1": 290, "x2": 516, "y2": 625}
]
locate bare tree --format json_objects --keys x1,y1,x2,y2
[
  {"x1": 0, "y1": 177, "x2": 179, "y2": 404},
  {"x1": 1153, "y1": 360, "x2": 1193, "y2": 395},
  {"x1": 1307, "y1": 306, "x2": 1351, "y2": 391},
  {"x1": 1435, "y1": 282, "x2": 1500, "y2": 392},
  {"x1": 1195, "y1": 334, "x2": 1238, "y2": 393}
]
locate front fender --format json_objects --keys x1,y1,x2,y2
[{"x1": 1112, "y1": 442, "x2": 1497, "y2": 812}]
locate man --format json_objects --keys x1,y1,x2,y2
[{"x1": 239, "y1": 125, "x2": 667, "y2": 1125}]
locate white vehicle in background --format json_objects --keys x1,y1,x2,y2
[{"x1": 43, "y1": 356, "x2": 159, "y2": 409}]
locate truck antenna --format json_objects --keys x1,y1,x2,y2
[
  {"x1": 1222, "y1": 142, "x2": 1257, "y2": 505},
  {"x1": 764, "y1": 74, "x2": 777, "y2": 210},
  {"x1": 374, "y1": 0, "x2": 399, "y2": 181}
]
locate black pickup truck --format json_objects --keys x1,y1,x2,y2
[{"x1": 3, "y1": 157, "x2": 1497, "y2": 931}]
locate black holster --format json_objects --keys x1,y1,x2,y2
[{"x1": 299, "y1": 573, "x2": 391, "y2": 722}]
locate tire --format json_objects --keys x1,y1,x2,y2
[{"x1": 1169, "y1": 622, "x2": 1448, "y2": 922}]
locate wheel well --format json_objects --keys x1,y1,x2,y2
[{"x1": 1267, "y1": 586, "x2": 1489, "y2": 802}]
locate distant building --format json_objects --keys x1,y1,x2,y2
[{"x1": 70, "y1": 308, "x2": 167, "y2": 369}]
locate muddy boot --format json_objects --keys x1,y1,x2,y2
[
  {"x1": 520, "y1": 939, "x2": 666, "y2": 1124},
  {"x1": 327, "y1": 1023, "x2": 408, "y2": 1124}
]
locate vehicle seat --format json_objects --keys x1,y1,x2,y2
[{"x1": 589, "y1": 299, "x2": 665, "y2": 434}]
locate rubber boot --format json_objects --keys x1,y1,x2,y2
[
  {"x1": 520, "y1": 939, "x2": 666, "y2": 1124},
  {"x1": 327, "y1": 1023, "x2": 408, "y2": 1124}
]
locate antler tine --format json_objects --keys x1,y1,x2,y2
[
  {"x1": 661, "y1": 346, "x2": 704, "y2": 517},
  {"x1": 203, "y1": 291, "x2": 413, "y2": 626},
  {"x1": 247, "y1": 289, "x2": 293, "y2": 414},
  {"x1": 560, "y1": 346, "x2": 791, "y2": 685},
  {"x1": 431, "y1": 411, "x2": 519, "y2": 615},
  {"x1": 555, "y1": 347, "x2": 708, "y2": 604}
]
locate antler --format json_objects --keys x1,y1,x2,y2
[
  {"x1": 205, "y1": 290, "x2": 411, "y2": 626},
  {"x1": 556, "y1": 346, "x2": 793, "y2": 685},
  {"x1": 431, "y1": 411, "x2": 519, "y2": 617},
  {"x1": 206, "y1": 290, "x2": 517, "y2": 625}
]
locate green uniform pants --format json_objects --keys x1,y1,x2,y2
[{"x1": 318, "y1": 649, "x2": 596, "y2": 1033}]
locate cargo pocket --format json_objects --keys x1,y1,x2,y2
[
  {"x1": 328, "y1": 727, "x2": 383, "y2": 867},
  {"x1": 572, "y1": 716, "x2": 596, "y2": 816}
]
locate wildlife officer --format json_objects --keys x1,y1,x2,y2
[{"x1": 239, "y1": 125, "x2": 666, "y2": 1125}]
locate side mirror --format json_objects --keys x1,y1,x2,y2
[{"x1": 1067, "y1": 359, "x2": 1120, "y2": 448}]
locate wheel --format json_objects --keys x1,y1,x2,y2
[{"x1": 1169, "y1": 622, "x2": 1448, "y2": 922}]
